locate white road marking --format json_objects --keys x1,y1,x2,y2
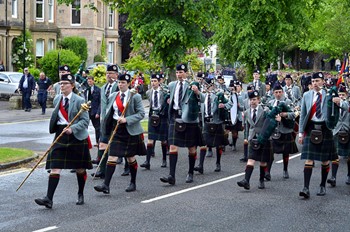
[
  {"x1": 32, "y1": 226, "x2": 58, "y2": 232},
  {"x1": 141, "y1": 172, "x2": 245, "y2": 204},
  {"x1": 275, "y1": 153, "x2": 301, "y2": 164},
  {"x1": 0, "y1": 119, "x2": 49, "y2": 126}
]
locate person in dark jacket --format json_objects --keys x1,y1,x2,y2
[{"x1": 18, "y1": 68, "x2": 36, "y2": 112}]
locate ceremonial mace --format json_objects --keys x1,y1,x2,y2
[
  {"x1": 16, "y1": 101, "x2": 91, "y2": 192},
  {"x1": 93, "y1": 89, "x2": 137, "y2": 179}
]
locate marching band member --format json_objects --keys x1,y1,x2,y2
[
  {"x1": 216, "y1": 75, "x2": 229, "y2": 93},
  {"x1": 327, "y1": 85, "x2": 350, "y2": 187},
  {"x1": 283, "y1": 74, "x2": 302, "y2": 106},
  {"x1": 34, "y1": 74, "x2": 92, "y2": 208},
  {"x1": 94, "y1": 74, "x2": 146, "y2": 194},
  {"x1": 267, "y1": 84, "x2": 298, "y2": 180},
  {"x1": 298, "y1": 72, "x2": 338, "y2": 199},
  {"x1": 140, "y1": 74, "x2": 169, "y2": 169},
  {"x1": 249, "y1": 69, "x2": 266, "y2": 98},
  {"x1": 160, "y1": 63, "x2": 205, "y2": 185},
  {"x1": 237, "y1": 90, "x2": 273, "y2": 190}
]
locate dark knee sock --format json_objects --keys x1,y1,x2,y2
[
  {"x1": 216, "y1": 146, "x2": 223, "y2": 165},
  {"x1": 98, "y1": 149, "x2": 107, "y2": 174},
  {"x1": 161, "y1": 142, "x2": 167, "y2": 161},
  {"x1": 128, "y1": 160, "x2": 138, "y2": 184},
  {"x1": 104, "y1": 161, "x2": 117, "y2": 186},
  {"x1": 245, "y1": 165, "x2": 254, "y2": 182},
  {"x1": 303, "y1": 164, "x2": 313, "y2": 188},
  {"x1": 199, "y1": 147, "x2": 206, "y2": 167},
  {"x1": 267, "y1": 154, "x2": 274, "y2": 172},
  {"x1": 76, "y1": 171, "x2": 87, "y2": 194},
  {"x1": 283, "y1": 154, "x2": 289, "y2": 171},
  {"x1": 260, "y1": 165, "x2": 266, "y2": 181},
  {"x1": 208, "y1": 147, "x2": 212, "y2": 152},
  {"x1": 232, "y1": 132, "x2": 238, "y2": 146},
  {"x1": 320, "y1": 163, "x2": 330, "y2": 187},
  {"x1": 47, "y1": 173, "x2": 60, "y2": 201},
  {"x1": 188, "y1": 152, "x2": 197, "y2": 174},
  {"x1": 243, "y1": 144, "x2": 248, "y2": 159},
  {"x1": 124, "y1": 157, "x2": 129, "y2": 170},
  {"x1": 146, "y1": 143, "x2": 154, "y2": 163},
  {"x1": 331, "y1": 159, "x2": 339, "y2": 178},
  {"x1": 169, "y1": 152, "x2": 178, "y2": 177}
]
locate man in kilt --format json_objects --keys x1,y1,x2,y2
[
  {"x1": 327, "y1": 85, "x2": 350, "y2": 187},
  {"x1": 298, "y1": 72, "x2": 338, "y2": 199},
  {"x1": 34, "y1": 74, "x2": 92, "y2": 208},
  {"x1": 140, "y1": 74, "x2": 169, "y2": 169},
  {"x1": 94, "y1": 74, "x2": 146, "y2": 193},
  {"x1": 267, "y1": 84, "x2": 298, "y2": 180},
  {"x1": 194, "y1": 78, "x2": 228, "y2": 174},
  {"x1": 160, "y1": 63, "x2": 205, "y2": 185},
  {"x1": 237, "y1": 90, "x2": 273, "y2": 190}
]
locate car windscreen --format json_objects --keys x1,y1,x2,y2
[{"x1": 8, "y1": 74, "x2": 22, "y2": 83}]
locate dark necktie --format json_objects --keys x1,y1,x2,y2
[
  {"x1": 207, "y1": 94, "x2": 211, "y2": 116},
  {"x1": 118, "y1": 93, "x2": 125, "y2": 116},
  {"x1": 178, "y1": 81, "x2": 183, "y2": 109},
  {"x1": 276, "y1": 100, "x2": 280, "y2": 106},
  {"x1": 287, "y1": 88, "x2": 292, "y2": 100},
  {"x1": 64, "y1": 97, "x2": 69, "y2": 113},
  {"x1": 252, "y1": 108, "x2": 257, "y2": 123},
  {"x1": 105, "y1": 84, "x2": 112, "y2": 98},
  {"x1": 316, "y1": 92, "x2": 322, "y2": 118},
  {"x1": 154, "y1": 90, "x2": 158, "y2": 108},
  {"x1": 88, "y1": 88, "x2": 92, "y2": 101}
]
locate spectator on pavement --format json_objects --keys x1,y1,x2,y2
[
  {"x1": 18, "y1": 68, "x2": 35, "y2": 112},
  {"x1": 36, "y1": 72, "x2": 52, "y2": 115}
]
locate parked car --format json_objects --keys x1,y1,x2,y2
[
  {"x1": 0, "y1": 72, "x2": 22, "y2": 94},
  {"x1": 86, "y1": 62, "x2": 120, "y2": 72}
]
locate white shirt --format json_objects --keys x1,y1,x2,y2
[
  {"x1": 23, "y1": 75, "x2": 28, "y2": 88},
  {"x1": 251, "y1": 107, "x2": 258, "y2": 121},
  {"x1": 311, "y1": 90, "x2": 324, "y2": 122},
  {"x1": 152, "y1": 87, "x2": 161, "y2": 110},
  {"x1": 173, "y1": 81, "x2": 184, "y2": 110},
  {"x1": 57, "y1": 92, "x2": 73, "y2": 125},
  {"x1": 204, "y1": 93, "x2": 213, "y2": 117},
  {"x1": 113, "y1": 89, "x2": 130, "y2": 120}
]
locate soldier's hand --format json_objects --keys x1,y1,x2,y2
[
  {"x1": 244, "y1": 139, "x2": 248, "y2": 145},
  {"x1": 275, "y1": 114, "x2": 281, "y2": 122},
  {"x1": 118, "y1": 116, "x2": 126, "y2": 124},
  {"x1": 218, "y1": 103, "x2": 225, "y2": 108},
  {"x1": 191, "y1": 85, "x2": 199, "y2": 95},
  {"x1": 63, "y1": 127, "x2": 73, "y2": 135},
  {"x1": 99, "y1": 142, "x2": 107, "y2": 150},
  {"x1": 95, "y1": 114, "x2": 100, "y2": 119},
  {"x1": 298, "y1": 136, "x2": 303, "y2": 145}
]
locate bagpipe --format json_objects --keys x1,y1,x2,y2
[
  {"x1": 185, "y1": 80, "x2": 202, "y2": 121},
  {"x1": 216, "y1": 90, "x2": 229, "y2": 121},
  {"x1": 325, "y1": 86, "x2": 340, "y2": 129}
]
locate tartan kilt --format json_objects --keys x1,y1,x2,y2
[
  {"x1": 301, "y1": 124, "x2": 337, "y2": 161},
  {"x1": 272, "y1": 132, "x2": 299, "y2": 154},
  {"x1": 46, "y1": 126, "x2": 93, "y2": 170},
  {"x1": 109, "y1": 123, "x2": 146, "y2": 158},
  {"x1": 148, "y1": 116, "x2": 168, "y2": 141},
  {"x1": 248, "y1": 140, "x2": 273, "y2": 163},
  {"x1": 168, "y1": 116, "x2": 204, "y2": 147},
  {"x1": 334, "y1": 134, "x2": 350, "y2": 157},
  {"x1": 203, "y1": 123, "x2": 229, "y2": 147},
  {"x1": 225, "y1": 120, "x2": 243, "y2": 131}
]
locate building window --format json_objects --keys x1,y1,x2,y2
[
  {"x1": 108, "y1": 42, "x2": 114, "y2": 63},
  {"x1": 72, "y1": 0, "x2": 81, "y2": 25},
  {"x1": 48, "y1": 39, "x2": 55, "y2": 51},
  {"x1": 108, "y1": 8, "x2": 114, "y2": 28},
  {"x1": 48, "y1": 0, "x2": 54, "y2": 22},
  {"x1": 12, "y1": 0, "x2": 18, "y2": 18},
  {"x1": 36, "y1": 39, "x2": 45, "y2": 58},
  {"x1": 36, "y1": 0, "x2": 44, "y2": 21}
]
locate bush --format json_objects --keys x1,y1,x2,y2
[
  {"x1": 91, "y1": 65, "x2": 107, "y2": 84},
  {"x1": 93, "y1": 54, "x2": 105, "y2": 62},
  {"x1": 59, "y1": 36, "x2": 88, "y2": 62},
  {"x1": 11, "y1": 30, "x2": 35, "y2": 70},
  {"x1": 38, "y1": 49, "x2": 81, "y2": 83}
]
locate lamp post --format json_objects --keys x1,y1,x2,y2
[{"x1": 23, "y1": 0, "x2": 26, "y2": 70}]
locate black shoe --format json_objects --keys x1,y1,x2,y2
[
  {"x1": 258, "y1": 181, "x2": 265, "y2": 189},
  {"x1": 214, "y1": 164, "x2": 221, "y2": 172},
  {"x1": 160, "y1": 175, "x2": 176, "y2": 185},
  {"x1": 327, "y1": 177, "x2": 336, "y2": 187},
  {"x1": 237, "y1": 179, "x2": 250, "y2": 190},
  {"x1": 121, "y1": 168, "x2": 130, "y2": 176},
  {"x1": 47, "y1": 170, "x2": 51, "y2": 173},
  {"x1": 194, "y1": 165, "x2": 204, "y2": 174},
  {"x1": 91, "y1": 171, "x2": 105, "y2": 179},
  {"x1": 185, "y1": 173, "x2": 194, "y2": 183},
  {"x1": 24, "y1": 108, "x2": 28, "y2": 112},
  {"x1": 91, "y1": 159, "x2": 100, "y2": 165},
  {"x1": 34, "y1": 196, "x2": 53, "y2": 209},
  {"x1": 70, "y1": 169, "x2": 76, "y2": 173},
  {"x1": 299, "y1": 187, "x2": 310, "y2": 199},
  {"x1": 27, "y1": 108, "x2": 31, "y2": 112},
  {"x1": 140, "y1": 161, "x2": 150, "y2": 170},
  {"x1": 317, "y1": 186, "x2": 326, "y2": 196},
  {"x1": 346, "y1": 176, "x2": 350, "y2": 185},
  {"x1": 125, "y1": 183, "x2": 136, "y2": 192},
  {"x1": 41, "y1": 112, "x2": 45, "y2": 115},
  {"x1": 264, "y1": 172, "x2": 271, "y2": 181},
  {"x1": 161, "y1": 160, "x2": 167, "y2": 168},
  {"x1": 76, "y1": 194, "x2": 84, "y2": 205},
  {"x1": 116, "y1": 157, "x2": 123, "y2": 164},
  {"x1": 240, "y1": 157, "x2": 247, "y2": 163},
  {"x1": 94, "y1": 183, "x2": 110, "y2": 194},
  {"x1": 283, "y1": 170, "x2": 289, "y2": 179}
]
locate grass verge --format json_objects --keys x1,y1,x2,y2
[
  {"x1": 141, "y1": 120, "x2": 148, "y2": 132},
  {"x1": 0, "y1": 147, "x2": 35, "y2": 164}
]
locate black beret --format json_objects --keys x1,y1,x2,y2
[
  {"x1": 59, "y1": 65, "x2": 70, "y2": 72},
  {"x1": 248, "y1": 90, "x2": 259, "y2": 99},
  {"x1": 312, "y1": 72, "x2": 324, "y2": 79},
  {"x1": 151, "y1": 74, "x2": 161, "y2": 80},
  {"x1": 229, "y1": 80, "x2": 235, "y2": 87},
  {"x1": 253, "y1": 69, "x2": 260, "y2": 74},
  {"x1": 107, "y1": 64, "x2": 118, "y2": 72},
  {"x1": 338, "y1": 85, "x2": 347, "y2": 93},
  {"x1": 118, "y1": 74, "x2": 131, "y2": 82},
  {"x1": 234, "y1": 81, "x2": 242, "y2": 87},
  {"x1": 247, "y1": 84, "x2": 255, "y2": 91},
  {"x1": 197, "y1": 72, "x2": 204, "y2": 78},
  {"x1": 217, "y1": 75, "x2": 223, "y2": 80},
  {"x1": 176, "y1": 63, "x2": 187, "y2": 72},
  {"x1": 273, "y1": 84, "x2": 283, "y2": 91},
  {"x1": 60, "y1": 74, "x2": 75, "y2": 83},
  {"x1": 85, "y1": 69, "x2": 90, "y2": 74},
  {"x1": 204, "y1": 78, "x2": 214, "y2": 85},
  {"x1": 285, "y1": 74, "x2": 292, "y2": 79},
  {"x1": 265, "y1": 81, "x2": 272, "y2": 85}
]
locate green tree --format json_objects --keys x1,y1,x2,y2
[
  {"x1": 38, "y1": 49, "x2": 81, "y2": 83},
  {"x1": 59, "y1": 36, "x2": 88, "y2": 62},
  {"x1": 11, "y1": 30, "x2": 35, "y2": 70}
]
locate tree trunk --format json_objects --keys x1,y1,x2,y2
[{"x1": 312, "y1": 52, "x2": 322, "y2": 71}]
